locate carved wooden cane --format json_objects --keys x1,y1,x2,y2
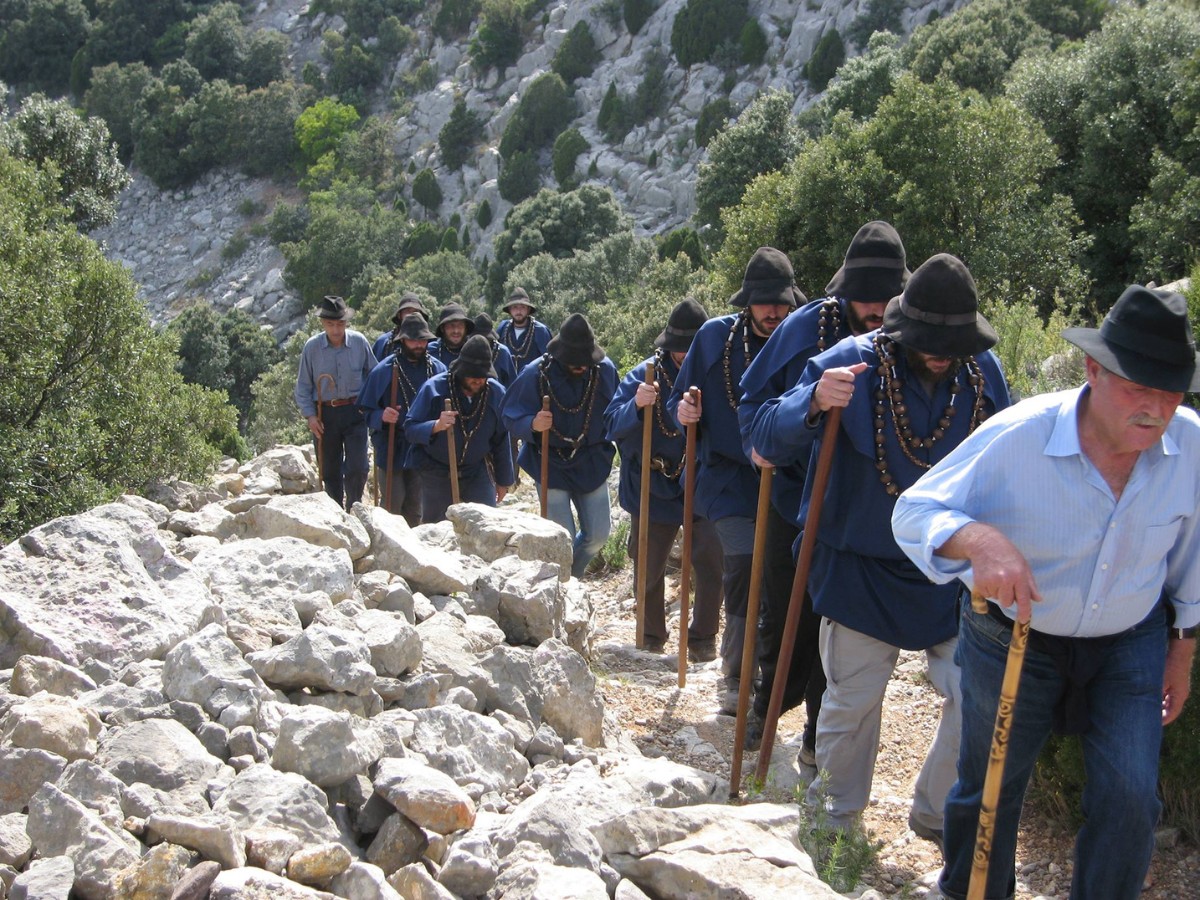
[
  {"x1": 444, "y1": 398, "x2": 460, "y2": 506},
  {"x1": 539, "y1": 396, "x2": 551, "y2": 518},
  {"x1": 676, "y1": 386, "x2": 700, "y2": 688},
  {"x1": 635, "y1": 363, "x2": 655, "y2": 649}
]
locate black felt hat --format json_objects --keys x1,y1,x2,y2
[
  {"x1": 396, "y1": 313, "x2": 435, "y2": 342},
  {"x1": 548, "y1": 313, "x2": 604, "y2": 366},
  {"x1": 654, "y1": 297, "x2": 709, "y2": 352},
  {"x1": 503, "y1": 287, "x2": 536, "y2": 314},
  {"x1": 729, "y1": 247, "x2": 806, "y2": 308},
  {"x1": 391, "y1": 292, "x2": 428, "y2": 325},
  {"x1": 1063, "y1": 285, "x2": 1200, "y2": 392},
  {"x1": 474, "y1": 312, "x2": 496, "y2": 340},
  {"x1": 435, "y1": 303, "x2": 476, "y2": 338},
  {"x1": 825, "y1": 221, "x2": 910, "y2": 304},
  {"x1": 318, "y1": 295, "x2": 353, "y2": 321},
  {"x1": 882, "y1": 254, "x2": 997, "y2": 357},
  {"x1": 451, "y1": 334, "x2": 496, "y2": 379}
]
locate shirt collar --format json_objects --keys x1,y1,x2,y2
[{"x1": 1044, "y1": 383, "x2": 1179, "y2": 459}]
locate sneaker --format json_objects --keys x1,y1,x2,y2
[
  {"x1": 687, "y1": 635, "x2": 718, "y2": 663},
  {"x1": 797, "y1": 741, "x2": 817, "y2": 768},
  {"x1": 908, "y1": 812, "x2": 945, "y2": 857}
]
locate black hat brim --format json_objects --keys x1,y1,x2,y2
[
  {"x1": 881, "y1": 295, "x2": 998, "y2": 358},
  {"x1": 1063, "y1": 327, "x2": 1200, "y2": 393},
  {"x1": 548, "y1": 337, "x2": 604, "y2": 367}
]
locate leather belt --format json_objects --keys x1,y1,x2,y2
[{"x1": 325, "y1": 396, "x2": 358, "y2": 407}]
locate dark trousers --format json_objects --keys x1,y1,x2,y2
[
  {"x1": 418, "y1": 469, "x2": 495, "y2": 524},
  {"x1": 754, "y1": 504, "x2": 826, "y2": 744},
  {"x1": 627, "y1": 514, "x2": 724, "y2": 643},
  {"x1": 316, "y1": 404, "x2": 369, "y2": 509},
  {"x1": 376, "y1": 466, "x2": 421, "y2": 527}
]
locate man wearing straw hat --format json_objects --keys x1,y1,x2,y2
[
  {"x1": 752, "y1": 254, "x2": 1009, "y2": 846},
  {"x1": 294, "y1": 295, "x2": 378, "y2": 509},
  {"x1": 496, "y1": 287, "x2": 552, "y2": 371},
  {"x1": 502, "y1": 313, "x2": 618, "y2": 578},
  {"x1": 404, "y1": 333, "x2": 513, "y2": 524},
  {"x1": 739, "y1": 221, "x2": 911, "y2": 763},
  {"x1": 668, "y1": 247, "x2": 802, "y2": 707},
  {"x1": 360, "y1": 313, "x2": 445, "y2": 525},
  {"x1": 603, "y1": 298, "x2": 724, "y2": 654},
  {"x1": 894, "y1": 284, "x2": 1200, "y2": 900}
]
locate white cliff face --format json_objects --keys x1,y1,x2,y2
[{"x1": 92, "y1": 0, "x2": 966, "y2": 335}]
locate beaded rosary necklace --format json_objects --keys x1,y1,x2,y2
[
  {"x1": 393, "y1": 354, "x2": 435, "y2": 407},
  {"x1": 447, "y1": 373, "x2": 490, "y2": 463},
  {"x1": 816, "y1": 298, "x2": 843, "y2": 352},
  {"x1": 539, "y1": 356, "x2": 600, "y2": 460},
  {"x1": 721, "y1": 310, "x2": 753, "y2": 410},
  {"x1": 647, "y1": 350, "x2": 684, "y2": 479},
  {"x1": 502, "y1": 320, "x2": 535, "y2": 362},
  {"x1": 871, "y1": 333, "x2": 986, "y2": 496}
]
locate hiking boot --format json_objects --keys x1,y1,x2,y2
[
  {"x1": 718, "y1": 676, "x2": 740, "y2": 716},
  {"x1": 642, "y1": 636, "x2": 666, "y2": 654},
  {"x1": 797, "y1": 740, "x2": 817, "y2": 768},
  {"x1": 908, "y1": 813, "x2": 945, "y2": 857},
  {"x1": 744, "y1": 708, "x2": 765, "y2": 751},
  {"x1": 688, "y1": 635, "x2": 718, "y2": 663}
]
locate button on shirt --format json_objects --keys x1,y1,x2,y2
[
  {"x1": 294, "y1": 330, "x2": 377, "y2": 417},
  {"x1": 892, "y1": 386, "x2": 1200, "y2": 636}
]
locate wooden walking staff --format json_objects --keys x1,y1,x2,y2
[
  {"x1": 756, "y1": 407, "x2": 842, "y2": 784},
  {"x1": 968, "y1": 592, "x2": 1031, "y2": 900},
  {"x1": 444, "y1": 399, "x2": 461, "y2": 505},
  {"x1": 730, "y1": 462, "x2": 774, "y2": 797},
  {"x1": 635, "y1": 363, "x2": 655, "y2": 650},
  {"x1": 315, "y1": 373, "x2": 336, "y2": 490},
  {"x1": 539, "y1": 396, "x2": 551, "y2": 518},
  {"x1": 383, "y1": 364, "x2": 399, "y2": 512},
  {"x1": 676, "y1": 386, "x2": 700, "y2": 688}
]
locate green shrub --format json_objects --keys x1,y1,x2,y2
[
  {"x1": 657, "y1": 227, "x2": 706, "y2": 268},
  {"x1": 412, "y1": 167, "x2": 443, "y2": 215},
  {"x1": 498, "y1": 150, "x2": 541, "y2": 203},
  {"x1": 222, "y1": 231, "x2": 250, "y2": 260},
  {"x1": 476, "y1": 198, "x2": 493, "y2": 228},
  {"x1": 647, "y1": 148, "x2": 658, "y2": 168},
  {"x1": 439, "y1": 98, "x2": 485, "y2": 170},
  {"x1": 695, "y1": 98, "x2": 731, "y2": 148},
  {"x1": 739, "y1": 18, "x2": 768, "y2": 65},
  {"x1": 597, "y1": 81, "x2": 627, "y2": 142},
  {"x1": 294, "y1": 98, "x2": 360, "y2": 168},
  {"x1": 624, "y1": 0, "x2": 656, "y2": 35},
  {"x1": 803, "y1": 28, "x2": 845, "y2": 91},
  {"x1": 671, "y1": 0, "x2": 749, "y2": 68},
  {"x1": 499, "y1": 72, "x2": 575, "y2": 158},
  {"x1": 552, "y1": 127, "x2": 589, "y2": 187},
  {"x1": 472, "y1": 0, "x2": 524, "y2": 71},
  {"x1": 440, "y1": 226, "x2": 460, "y2": 252},
  {"x1": 630, "y1": 49, "x2": 669, "y2": 125},
  {"x1": 552, "y1": 21, "x2": 600, "y2": 84},
  {"x1": 846, "y1": 0, "x2": 904, "y2": 48},
  {"x1": 435, "y1": 0, "x2": 481, "y2": 39},
  {"x1": 404, "y1": 221, "x2": 444, "y2": 258}
]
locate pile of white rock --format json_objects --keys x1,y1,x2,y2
[{"x1": 0, "y1": 447, "x2": 841, "y2": 899}]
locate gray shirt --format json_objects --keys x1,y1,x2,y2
[{"x1": 294, "y1": 329, "x2": 377, "y2": 417}]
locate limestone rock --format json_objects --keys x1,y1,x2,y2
[
  {"x1": 354, "y1": 506, "x2": 483, "y2": 596},
  {"x1": 161, "y1": 622, "x2": 273, "y2": 727},
  {"x1": 286, "y1": 841, "x2": 352, "y2": 885},
  {"x1": 111, "y1": 842, "x2": 191, "y2": 899},
  {"x1": 531, "y1": 639, "x2": 604, "y2": 746},
  {"x1": 321, "y1": 607, "x2": 422, "y2": 678},
  {"x1": 271, "y1": 706, "x2": 383, "y2": 788},
  {"x1": 0, "y1": 694, "x2": 102, "y2": 762},
  {"x1": 168, "y1": 860, "x2": 221, "y2": 900},
  {"x1": 0, "y1": 747, "x2": 66, "y2": 814},
  {"x1": 208, "y1": 866, "x2": 326, "y2": 899},
  {"x1": 247, "y1": 623, "x2": 376, "y2": 696},
  {"x1": 328, "y1": 861, "x2": 403, "y2": 900},
  {"x1": 474, "y1": 555, "x2": 564, "y2": 646},
  {"x1": 0, "y1": 813, "x2": 31, "y2": 869},
  {"x1": 373, "y1": 758, "x2": 476, "y2": 835},
  {"x1": 437, "y1": 830, "x2": 498, "y2": 897},
  {"x1": 244, "y1": 826, "x2": 301, "y2": 874},
  {"x1": 210, "y1": 764, "x2": 341, "y2": 846},
  {"x1": 241, "y1": 447, "x2": 317, "y2": 495},
  {"x1": 145, "y1": 811, "x2": 246, "y2": 869},
  {"x1": 235, "y1": 494, "x2": 370, "y2": 559},
  {"x1": 407, "y1": 706, "x2": 529, "y2": 798},
  {"x1": 98, "y1": 718, "x2": 225, "y2": 812},
  {"x1": 8, "y1": 856, "x2": 74, "y2": 900},
  {"x1": 448, "y1": 504, "x2": 572, "y2": 581},
  {"x1": 10, "y1": 655, "x2": 97, "y2": 698},
  {"x1": 365, "y1": 812, "x2": 427, "y2": 875},
  {"x1": 386, "y1": 863, "x2": 457, "y2": 900},
  {"x1": 491, "y1": 843, "x2": 609, "y2": 900}
]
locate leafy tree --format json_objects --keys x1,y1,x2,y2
[
  {"x1": 817, "y1": 30, "x2": 904, "y2": 124},
  {"x1": 695, "y1": 89, "x2": 803, "y2": 238},
  {"x1": 1129, "y1": 149, "x2": 1200, "y2": 284},
  {"x1": 499, "y1": 72, "x2": 575, "y2": 158},
  {"x1": 358, "y1": 250, "x2": 482, "y2": 333},
  {"x1": 845, "y1": 0, "x2": 905, "y2": 49},
  {"x1": 552, "y1": 127, "x2": 589, "y2": 187},
  {"x1": 624, "y1": 0, "x2": 656, "y2": 35},
  {"x1": 435, "y1": 0, "x2": 481, "y2": 39},
  {"x1": 695, "y1": 98, "x2": 732, "y2": 148},
  {"x1": 476, "y1": 198, "x2": 493, "y2": 229},
  {"x1": 184, "y1": 1, "x2": 245, "y2": 83},
  {"x1": 488, "y1": 183, "x2": 632, "y2": 302},
  {"x1": 248, "y1": 327, "x2": 312, "y2": 453},
  {"x1": 241, "y1": 28, "x2": 289, "y2": 89},
  {"x1": 552, "y1": 21, "x2": 600, "y2": 84},
  {"x1": 739, "y1": 18, "x2": 768, "y2": 66},
  {"x1": 0, "y1": 0, "x2": 90, "y2": 93},
  {"x1": 439, "y1": 98, "x2": 485, "y2": 170},
  {"x1": 497, "y1": 149, "x2": 540, "y2": 204},
  {"x1": 803, "y1": 28, "x2": 845, "y2": 92},
  {"x1": 130, "y1": 78, "x2": 206, "y2": 189},
  {"x1": 324, "y1": 33, "x2": 381, "y2": 101},
  {"x1": 904, "y1": 0, "x2": 1052, "y2": 97},
  {"x1": 233, "y1": 79, "x2": 307, "y2": 178},
  {"x1": 1007, "y1": 1, "x2": 1200, "y2": 304},
  {"x1": 671, "y1": 0, "x2": 749, "y2": 68},
  {"x1": 412, "y1": 167, "x2": 443, "y2": 215},
  {"x1": 629, "y1": 48, "x2": 670, "y2": 125},
  {"x1": 0, "y1": 150, "x2": 235, "y2": 540},
  {"x1": 1, "y1": 94, "x2": 130, "y2": 231},
  {"x1": 472, "y1": 0, "x2": 524, "y2": 71},
  {"x1": 597, "y1": 81, "x2": 627, "y2": 142},
  {"x1": 70, "y1": 0, "x2": 197, "y2": 93},
  {"x1": 83, "y1": 62, "x2": 154, "y2": 161},
  {"x1": 658, "y1": 226, "x2": 707, "y2": 268},
  {"x1": 716, "y1": 75, "x2": 1088, "y2": 317},
  {"x1": 295, "y1": 98, "x2": 360, "y2": 168}
]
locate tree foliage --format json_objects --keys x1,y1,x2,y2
[
  {"x1": 552, "y1": 21, "x2": 600, "y2": 84},
  {"x1": 497, "y1": 150, "x2": 541, "y2": 204},
  {"x1": 412, "y1": 167, "x2": 443, "y2": 215},
  {"x1": 624, "y1": 0, "x2": 655, "y2": 36},
  {"x1": 845, "y1": 0, "x2": 905, "y2": 49},
  {"x1": 435, "y1": 0, "x2": 481, "y2": 39},
  {"x1": 671, "y1": 0, "x2": 748, "y2": 68},
  {"x1": 0, "y1": 150, "x2": 236, "y2": 541},
  {"x1": 1, "y1": 94, "x2": 130, "y2": 231},
  {"x1": 471, "y1": 0, "x2": 524, "y2": 71},
  {"x1": 439, "y1": 98, "x2": 485, "y2": 170},
  {"x1": 816, "y1": 30, "x2": 905, "y2": 125},
  {"x1": 499, "y1": 72, "x2": 575, "y2": 158},
  {"x1": 803, "y1": 28, "x2": 846, "y2": 92},
  {"x1": 695, "y1": 89, "x2": 803, "y2": 238},
  {"x1": 295, "y1": 98, "x2": 361, "y2": 168},
  {"x1": 695, "y1": 98, "x2": 732, "y2": 149},
  {"x1": 716, "y1": 75, "x2": 1088, "y2": 317},
  {"x1": 552, "y1": 127, "x2": 589, "y2": 188},
  {"x1": 83, "y1": 62, "x2": 154, "y2": 161},
  {"x1": 739, "y1": 18, "x2": 768, "y2": 66},
  {"x1": 0, "y1": 0, "x2": 90, "y2": 93}
]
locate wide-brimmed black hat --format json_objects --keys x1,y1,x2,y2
[
  {"x1": 436, "y1": 303, "x2": 476, "y2": 338},
  {"x1": 503, "y1": 287, "x2": 536, "y2": 314},
  {"x1": 1063, "y1": 285, "x2": 1200, "y2": 392},
  {"x1": 396, "y1": 313, "x2": 435, "y2": 342},
  {"x1": 318, "y1": 295, "x2": 353, "y2": 321},
  {"x1": 474, "y1": 312, "x2": 497, "y2": 340},
  {"x1": 391, "y1": 291, "x2": 428, "y2": 325},
  {"x1": 655, "y1": 297, "x2": 709, "y2": 352},
  {"x1": 729, "y1": 247, "x2": 807, "y2": 309},
  {"x1": 826, "y1": 221, "x2": 911, "y2": 304},
  {"x1": 881, "y1": 254, "x2": 997, "y2": 357},
  {"x1": 548, "y1": 313, "x2": 604, "y2": 366},
  {"x1": 451, "y1": 334, "x2": 496, "y2": 379}
]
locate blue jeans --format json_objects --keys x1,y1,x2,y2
[
  {"x1": 546, "y1": 483, "x2": 611, "y2": 578},
  {"x1": 939, "y1": 601, "x2": 1166, "y2": 900}
]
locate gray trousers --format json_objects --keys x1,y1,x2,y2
[{"x1": 806, "y1": 619, "x2": 962, "y2": 832}]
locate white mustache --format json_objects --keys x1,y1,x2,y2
[{"x1": 1130, "y1": 414, "x2": 1168, "y2": 428}]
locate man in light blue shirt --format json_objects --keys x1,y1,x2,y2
[{"x1": 893, "y1": 284, "x2": 1200, "y2": 900}]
